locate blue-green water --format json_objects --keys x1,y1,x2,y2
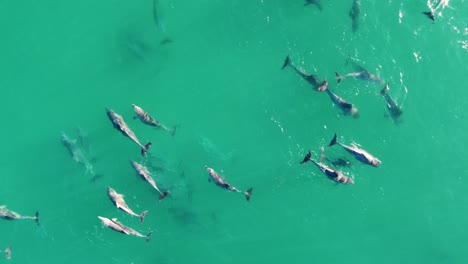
[{"x1": 1, "y1": 0, "x2": 467, "y2": 263}]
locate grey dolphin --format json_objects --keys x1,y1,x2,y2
[
  {"x1": 0, "y1": 206, "x2": 39, "y2": 225},
  {"x1": 131, "y1": 161, "x2": 169, "y2": 201},
  {"x1": 379, "y1": 84, "x2": 403, "y2": 121},
  {"x1": 304, "y1": 0, "x2": 322, "y2": 11},
  {"x1": 349, "y1": 0, "x2": 360, "y2": 32},
  {"x1": 0, "y1": 246, "x2": 11, "y2": 260},
  {"x1": 107, "y1": 187, "x2": 148, "y2": 223},
  {"x1": 300, "y1": 148, "x2": 354, "y2": 185},
  {"x1": 329, "y1": 134, "x2": 381, "y2": 167},
  {"x1": 205, "y1": 166, "x2": 253, "y2": 201},
  {"x1": 317, "y1": 82, "x2": 359, "y2": 118},
  {"x1": 282, "y1": 55, "x2": 323, "y2": 89},
  {"x1": 98, "y1": 216, "x2": 152, "y2": 242},
  {"x1": 132, "y1": 104, "x2": 177, "y2": 136},
  {"x1": 106, "y1": 108, "x2": 151, "y2": 156}
]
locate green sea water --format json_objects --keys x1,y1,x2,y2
[{"x1": 1, "y1": 0, "x2": 467, "y2": 263}]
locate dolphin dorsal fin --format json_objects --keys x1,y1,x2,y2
[{"x1": 112, "y1": 218, "x2": 118, "y2": 222}]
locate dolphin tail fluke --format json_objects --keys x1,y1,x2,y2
[
  {"x1": 34, "y1": 211, "x2": 40, "y2": 226},
  {"x1": 91, "y1": 174, "x2": 105, "y2": 183},
  {"x1": 328, "y1": 133, "x2": 338, "y2": 147},
  {"x1": 146, "y1": 231, "x2": 153, "y2": 242},
  {"x1": 422, "y1": 11, "x2": 435, "y2": 22},
  {"x1": 335, "y1": 72, "x2": 342, "y2": 84},
  {"x1": 4, "y1": 246, "x2": 11, "y2": 260},
  {"x1": 379, "y1": 84, "x2": 390, "y2": 96},
  {"x1": 300, "y1": 150, "x2": 312, "y2": 164},
  {"x1": 245, "y1": 188, "x2": 253, "y2": 201},
  {"x1": 141, "y1": 142, "x2": 152, "y2": 156},
  {"x1": 158, "y1": 191, "x2": 169, "y2": 202},
  {"x1": 170, "y1": 125, "x2": 178, "y2": 137},
  {"x1": 139, "y1": 210, "x2": 148, "y2": 224},
  {"x1": 282, "y1": 55, "x2": 291, "y2": 70},
  {"x1": 316, "y1": 78, "x2": 328, "y2": 92}
]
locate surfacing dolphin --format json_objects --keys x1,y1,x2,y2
[
  {"x1": 379, "y1": 84, "x2": 403, "y2": 122},
  {"x1": 422, "y1": 0, "x2": 449, "y2": 22},
  {"x1": 98, "y1": 216, "x2": 152, "y2": 242},
  {"x1": 0, "y1": 206, "x2": 39, "y2": 225},
  {"x1": 132, "y1": 104, "x2": 177, "y2": 136},
  {"x1": 300, "y1": 148, "x2": 354, "y2": 185},
  {"x1": 328, "y1": 134, "x2": 381, "y2": 167},
  {"x1": 106, "y1": 108, "x2": 151, "y2": 156},
  {"x1": 131, "y1": 161, "x2": 169, "y2": 201},
  {"x1": 304, "y1": 0, "x2": 322, "y2": 11},
  {"x1": 205, "y1": 166, "x2": 253, "y2": 201},
  {"x1": 349, "y1": 0, "x2": 361, "y2": 32},
  {"x1": 107, "y1": 187, "x2": 148, "y2": 223},
  {"x1": 282, "y1": 55, "x2": 322, "y2": 89},
  {"x1": 317, "y1": 81, "x2": 359, "y2": 118}
]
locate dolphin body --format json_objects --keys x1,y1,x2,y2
[
  {"x1": 205, "y1": 166, "x2": 253, "y2": 201},
  {"x1": 98, "y1": 216, "x2": 152, "y2": 242},
  {"x1": 132, "y1": 104, "x2": 177, "y2": 136},
  {"x1": 328, "y1": 134, "x2": 381, "y2": 167},
  {"x1": 0, "y1": 206, "x2": 39, "y2": 225},
  {"x1": 349, "y1": 0, "x2": 360, "y2": 32},
  {"x1": 304, "y1": 0, "x2": 322, "y2": 11},
  {"x1": 131, "y1": 161, "x2": 169, "y2": 201},
  {"x1": 107, "y1": 187, "x2": 148, "y2": 223},
  {"x1": 106, "y1": 108, "x2": 151, "y2": 156},
  {"x1": 300, "y1": 149, "x2": 354, "y2": 185},
  {"x1": 317, "y1": 81, "x2": 359, "y2": 118},
  {"x1": 379, "y1": 84, "x2": 403, "y2": 121},
  {"x1": 0, "y1": 247, "x2": 11, "y2": 260},
  {"x1": 61, "y1": 132, "x2": 95, "y2": 175},
  {"x1": 282, "y1": 55, "x2": 323, "y2": 89}
]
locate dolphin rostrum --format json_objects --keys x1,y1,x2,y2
[
  {"x1": 205, "y1": 166, "x2": 253, "y2": 201},
  {"x1": 0, "y1": 206, "x2": 39, "y2": 225},
  {"x1": 379, "y1": 84, "x2": 403, "y2": 121},
  {"x1": 317, "y1": 81, "x2": 359, "y2": 118},
  {"x1": 300, "y1": 148, "x2": 354, "y2": 185},
  {"x1": 98, "y1": 216, "x2": 152, "y2": 242},
  {"x1": 132, "y1": 104, "x2": 177, "y2": 136},
  {"x1": 106, "y1": 108, "x2": 152, "y2": 156},
  {"x1": 328, "y1": 134, "x2": 381, "y2": 167},
  {"x1": 107, "y1": 187, "x2": 148, "y2": 223},
  {"x1": 131, "y1": 161, "x2": 169, "y2": 201},
  {"x1": 282, "y1": 55, "x2": 323, "y2": 89}
]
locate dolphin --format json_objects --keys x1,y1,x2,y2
[
  {"x1": 422, "y1": 0, "x2": 449, "y2": 22},
  {"x1": 0, "y1": 206, "x2": 39, "y2": 225},
  {"x1": 131, "y1": 161, "x2": 169, "y2": 201},
  {"x1": 106, "y1": 108, "x2": 151, "y2": 156},
  {"x1": 317, "y1": 82, "x2": 359, "y2": 118},
  {"x1": 282, "y1": 55, "x2": 323, "y2": 89},
  {"x1": 98, "y1": 216, "x2": 152, "y2": 242},
  {"x1": 328, "y1": 134, "x2": 381, "y2": 167},
  {"x1": 325, "y1": 157, "x2": 352, "y2": 168},
  {"x1": 132, "y1": 104, "x2": 177, "y2": 136},
  {"x1": 107, "y1": 187, "x2": 148, "y2": 223},
  {"x1": 349, "y1": 0, "x2": 360, "y2": 32},
  {"x1": 379, "y1": 84, "x2": 403, "y2": 121},
  {"x1": 0, "y1": 246, "x2": 11, "y2": 260},
  {"x1": 304, "y1": 0, "x2": 322, "y2": 11},
  {"x1": 300, "y1": 148, "x2": 354, "y2": 185},
  {"x1": 61, "y1": 132, "x2": 96, "y2": 175},
  {"x1": 205, "y1": 166, "x2": 253, "y2": 201}
]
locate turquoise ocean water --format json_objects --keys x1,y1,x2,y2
[{"x1": 1, "y1": 0, "x2": 467, "y2": 263}]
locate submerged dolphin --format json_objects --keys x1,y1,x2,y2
[
  {"x1": 61, "y1": 132, "x2": 96, "y2": 176},
  {"x1": 132, "y1": 104, "x2": 177, "y2": 136},
  {"x1": 304, "y1": 0, "x2": 322, "y2": 11},
  {"x1": 300, "y1": 148, "x2": 354, "y2": 185},
  {"x1": 98, "y1": 216, "x2": 152, "y2": 242},
  {"x1": 107, "y1": 187, "x2": 148, "y2": 223},
  {"x1": 0, "y1": 246, "x2": 11, "y2": 260},
  {"x1": 422, "y1": 0, "x2": 449, "y2": 22},
  {"x1": 0, "y1": 206, "x2": 39, "y2": 225},
  {"x1": 328, "y1": 134, "x2": 381, "y2": 167},
  {"x1": 282, "y1": 55, "x2": 322, "y2": 89},
  {"x1": 131, "y1": 161, "x2": 169, "y2": 201},
  {"x1": 349, "y1": 0, "x2": 360, "y2": 32},
  {"x1": 379, "y1": 84, "x2": 403, "y2": 121},
  {"x1": 205, "y1": 166, "x2": 253, "y2": 201},
  {"x1": 317, "y1": 82, "x2": 359, "y2": 118},
  {"x1": 106, "y1": 108, "x2": 151, "y2": 156}
]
